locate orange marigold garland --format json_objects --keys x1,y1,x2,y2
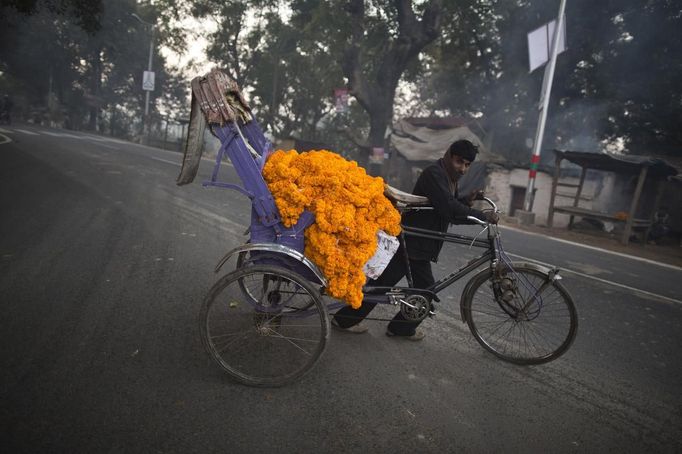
[{"x1": 262, "y1": 149, "x2": 401, "y2": 309}]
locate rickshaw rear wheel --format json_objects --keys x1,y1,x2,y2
[{"x1": 200, "y1": 264, "x2": 330, "y2": 387}]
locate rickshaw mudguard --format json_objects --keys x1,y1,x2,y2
[
  {"x1": 215, "y1": 242, "x2": 328, "y2": 287},
  {"x1": 459, "y1": 261, "x2": 561, "y2": 323}
]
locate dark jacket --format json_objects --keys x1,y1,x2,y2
[{"x1": 403, "y1": 159, "x2": 486, "y2": 262}]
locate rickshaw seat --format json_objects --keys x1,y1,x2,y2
[{"x1": 384, "y1": 184, "x2": 431, "y2": 207}]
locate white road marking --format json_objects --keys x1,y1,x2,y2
[
  {"x1": 11, "y1": 126, "x2": 235, "y2": 173},
  {"x1": 95, "y1": 142, "x2": 119, "y2": 150},
  {"x1": 86, "y1": 136, "x2": 127, "y2": 144},
  {"x1": 151, "y1": 152, "x2": 233, "y2": 167},
  {"x1": 41, "y1": 131, "x2": 81, "y2": 138},
  {"x1": 501, "y1": 225, "x2": 682, "y2": 272},
  {"x1": 0, "y1": 127, "x2": 12, "y2": 133},
  {"x1": 564, "y1": 260, "x2": 613, "y2": 276},
  {"x1": 507, "y1": 252, "x2": 682, "y2": 306},
  {"x1": 150, "y1": 156, "x2": 180, "y2": 166},
  {"x1": 37, "y1": 131, "x2": 63, "y2": 137},
  {"x1": 0, "y1": 133, "x2": 11, "y2": 145},
  {"x1": 171, "y1": 197, "x2": 246, "y2": 237},
  {"x1": 14, "y1": 129, "x2": 39, "y2": 135}
]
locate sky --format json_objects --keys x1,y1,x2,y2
[{"x1": 159, "y1": 15, "x2": 216, "y2": 78}]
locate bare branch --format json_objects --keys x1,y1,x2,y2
[{"x1": 341, "y1": 0, "x2": 373, "y2": 110}]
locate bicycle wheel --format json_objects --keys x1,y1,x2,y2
[
  {"x1": 462, "y1": 263, "x2": 577, "y2": 365},
  {"x1": 200, "y1": 264, "x2": 330, "y2": 386}
]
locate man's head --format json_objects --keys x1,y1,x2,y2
[{"x1": 444, "y1": 139, "x2": 478, "y2": 179}]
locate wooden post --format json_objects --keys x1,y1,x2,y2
[
  {"x1": 547, "y1": 155, "x2": 562, "y2": 227},
  {"x1": 568, "y1": 166, "x2": 587, "y2": 229},
  {"x1": 163, "y1": 116, "x2": 169, "y2": 150},
  {"x1": 644, "y1": 178, "x2": 665, "y2": 243},
  {"x1": 622, "y1": 165, "x2": 649, "y2": 245}
]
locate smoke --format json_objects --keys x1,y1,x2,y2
[{"x1": 547, "y1": 100, "x2": 610, "y2": 153}]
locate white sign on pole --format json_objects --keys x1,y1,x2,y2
[
  {"x1": 142, "y1": 71, "x2": 155, "y2": 91},
  {"x1": 527, "y1": 16, "x2": 566, "y2": 72},
  {"x1": 334, "y1": 88, "x2": 349, "y2": 113}
]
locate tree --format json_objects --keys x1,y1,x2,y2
[
  {"x1": 183, "y1": 0, "x2": 346, "y2": 141},
  {"x1": 0, "y1": 0, "x2": 186, "y2": 137},
  {"x1": 424, "y1": 0, "x2": 682, "y2": 160},
  {"x1": 174, "y1": 0, "x2": 450, "y2": 162},
  {"x1": 336, "y1": 0, "x2": 444, "y2": 164}
]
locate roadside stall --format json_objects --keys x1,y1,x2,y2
[{"x1": 547, "y1": 150, "x2": 678, "y2": 245}]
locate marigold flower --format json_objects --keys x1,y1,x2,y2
[{"x1": 262, "y1": 149, "x2": 401, "y2": 308}]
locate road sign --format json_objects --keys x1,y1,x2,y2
[
  {"x1": 527, "y1": 16, "x2": 566, "y2": 72},
  {"x1": 369, "y1": 147, "x2": 384, "y2": 164},
  {"x1": 334, "y1": 88, "x2": 349, "y2": 113},
  {"x1": 142, "y1": 71, "x2": 155, "y2": 91}
]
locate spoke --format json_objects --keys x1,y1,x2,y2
[
  {"x1": 518, "y1": 321, "x2": 544, "y2": 358},
  {"x1": 486, "y1": 318, "x2": 516, "y2": 345},
  {"x1": 214, "y1": 330, "x2": 251, "y2": 353},
  {"x1": 210, "y1": 329, "x2": 253, "y2": 340},
  {"x1": 526, "y1": 319, "x2": 567, "y2": 344},
  {"x1": 265, "y1": 331, "x2": 320, "y2": 344},
  {"x1": 470, "y1": 306, "x2": 512, "y2": 318},
  {"x1": 265, "y1": 329, "x2": 312, "y2": 355},
  {"x1": 522, "y1": 321, "x2": 547, "y2": 356},
  {"x1": 500, "y1": 323, "x2": 521, "y2": 352}
]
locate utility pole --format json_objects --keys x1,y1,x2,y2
[
  {"x1": 523, "y1": 0, "x2": 568, "y2": 213},
  {"x1": 132, "y1": 13, "x2": 155, "y2": 145}
]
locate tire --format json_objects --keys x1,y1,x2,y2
[
  {"x1": 200, "y1": 264, "x2": 330, "y2": 386},
  {"x1": 462, "y1": 263, "x2": 577, "y2": 365}
]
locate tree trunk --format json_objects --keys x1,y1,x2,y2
[
  {"x1": 88, "y1": 46, "x2": 102, "y2": 132},
  {"x1": 341, "y1": 0, "x2": 444, "y2": 167}
]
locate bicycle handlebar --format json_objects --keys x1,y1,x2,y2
[
  {"x1": 466, "y1": 196, "x2": 500, "y2": 225},
  {"x1": 466, "y1": 215, "x2": 488, "y2": 226}
]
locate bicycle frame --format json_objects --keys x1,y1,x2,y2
[
  {"x1": 401, "y1": 225, "x2": 494, "y2": 293},
  {"x1": 354, "y1": 222, "x2": 498, "y2": 309}
]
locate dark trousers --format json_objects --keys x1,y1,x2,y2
[{"x1": 333, "y1": 249, "x2": 435, "y2": 336}]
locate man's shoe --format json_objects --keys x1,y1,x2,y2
[
  {"x1": 385, "y1": 328, "x2": 425, "y2": 341},
  {"x1": 331, "y1": 319, "x2": 369, "y2": 334}
]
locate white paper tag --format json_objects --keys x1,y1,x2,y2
[{"x1": 363, "y1": 230, "x2": 400, "y2": 280}]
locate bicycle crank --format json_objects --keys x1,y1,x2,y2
[{"x1": 399, "y1": 294, "x2": 432, "y2": 322}]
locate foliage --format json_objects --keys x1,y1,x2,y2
[
  {"x1": 0, "y1": 0, "x2": 103, "y2": 33},
  {"x1": 425, "y1": 0, "x2": 682, "y2": 159},
  {"x1": 4, "y1": 0, "x2": 680, "y2": 158},
  {"x1": 185, "y1": 0, "x2": 345, "y2": 144},
  {"x1": 0, "y1": 0, "x2": 185, "y2": 137}
]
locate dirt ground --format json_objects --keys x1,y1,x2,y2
[{"x1": 500, "y1": 217, "x2": 682, "y2": 268}]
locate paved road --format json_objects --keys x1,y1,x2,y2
[{"x1": 1, "y1": 125, "x2": 681, "y2": 453}]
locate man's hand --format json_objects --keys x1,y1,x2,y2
[
  {"x1": 466, "y1": 190, "x2": 485, "y2": 207},
  {"x1": 484, "y1": 211, "x2": 499, "y2": 224}
]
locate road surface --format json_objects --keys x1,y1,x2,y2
[{"x1": 1, "y1": 125, "x2": 680, "y2": 453}]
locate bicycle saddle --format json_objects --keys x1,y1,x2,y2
[{"x1": 384, "y1": 184, "x2": 431, "y2": 207}]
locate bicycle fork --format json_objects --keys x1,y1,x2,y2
[{"x1": 491, "y1": 265, "x2": 562, "y2": 321}]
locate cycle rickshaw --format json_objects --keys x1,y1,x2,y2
[{"x1": 178, "y1": 70, "x2": 578, "y2": 387}]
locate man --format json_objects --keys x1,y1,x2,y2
[{"x1": 331, "y1": 139, "x2": 498, "y2": 340}]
